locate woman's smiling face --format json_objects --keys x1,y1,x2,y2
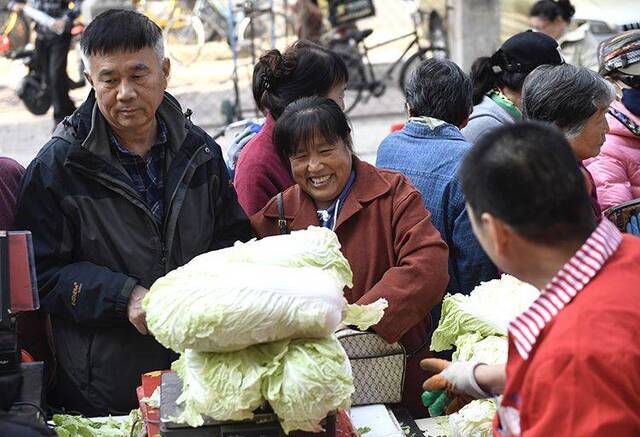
[{"x1": 289, "y1": 133, "x2": 353, "y2": 210}]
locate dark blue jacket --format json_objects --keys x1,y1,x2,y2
[{"x1": 376, "y1": 120, "x2": 498, "y2": 295}]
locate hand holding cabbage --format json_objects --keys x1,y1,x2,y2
[{"x1": 422, "y1": 275, "x2": 538, "y2": 436}]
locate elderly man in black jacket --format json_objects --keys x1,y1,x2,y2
[{"x1": 14, "y1": 10, "x2": 253, "y2": 416}]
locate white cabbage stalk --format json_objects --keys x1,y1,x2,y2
[{"x1": 144, "y1": 227, "x2": 385, "y2": 353}]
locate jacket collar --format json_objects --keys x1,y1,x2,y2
[
  {"x1": 509, "y1": 219, "x2": 622, "y2": 360},
  {"x1": 558, "y1": 22, "x2": 589, "y2": 44},
  {"x1": 262, "y1": 156, "x2": 391, "y2": 230},
  {"x1": 403, "y1": 119, "x2": 467, "y2": 141},
  {"x1": 56, "y1": 90, "x2": 190, "y2": 170}
]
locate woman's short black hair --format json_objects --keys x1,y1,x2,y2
[
  {"x1": 459, "y1": 121, "x2": 596, "y2": 245},
  {"x1": 529, "y1": 0, "x2": 575, "y2": 23},
  {"x1": 274, "y1": 96, "x2": 352, "y2": 159},
  {"x1": 405, "y1": 58, "x2": 472, "y2": 127},
  {"x1": 253, "y1": 40, "x2": 348, "y2": 119}
]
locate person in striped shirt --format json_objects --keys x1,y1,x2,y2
[{"x1": 421, "y1": 122, "x2": 640, "y2": 436}]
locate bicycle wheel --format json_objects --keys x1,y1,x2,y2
[
  {"x1": 237, "y1": 11, "x2": 296, "y2": 56},
  {"x1": 343, "y1": 62, "x2": 365, "y2": 115},
  {"x1": 163, "y1": 13, "x2": 206, "y2": 66},
  {"x1": 398, "y1": 46, "x2": 447, "y2": 96}
]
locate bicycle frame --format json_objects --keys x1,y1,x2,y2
[{"x1": 360, "y1": 30, "x2": 420, "y2": 84}]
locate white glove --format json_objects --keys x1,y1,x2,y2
[{"x1": 441, "y1": 361, "x2": 492, "y2": 399}]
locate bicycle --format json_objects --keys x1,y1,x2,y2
[
  {"x1": 137, "y1": 0, "x2": 206, "y2": 66},
  {"x1": 328, "y1": 3, "x2": 448, "y2": 113},
  {"x1": 194, "y1": 0, "x2": 295, "y2": 56}
]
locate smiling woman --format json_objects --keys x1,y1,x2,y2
[{"x1": 250, "y1": 96, "x2": 450, "y2": 417}]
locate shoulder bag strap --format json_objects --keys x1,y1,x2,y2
[{"x1": 277, "y1": 192, "x2": 289, "y2": 235}]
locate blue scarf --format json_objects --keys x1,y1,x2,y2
[
  {"x1": 622, "y1": 88, "x2": 640, "y2": 117},
  {"x1": 317, "y1": 170, "x2": 356, "y2": 231}
]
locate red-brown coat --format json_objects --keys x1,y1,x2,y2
[{"x1": 251, "y1": 157, "x2": 449, "y2": 416}]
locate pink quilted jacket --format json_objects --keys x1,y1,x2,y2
[{"x1": 585, "y1": 101, "x2": 640, "y2": 211}]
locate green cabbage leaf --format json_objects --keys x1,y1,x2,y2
[
  {"x1": 263, "y1": 336, "x2": 354, "y2": 434},
  {"x1": 448, "y1": 399, "x2": 497, "y2": 437},
  {"x1": 431, "y1": 275, "x2": 539, "y2": 352},
  {"x1": 452, "y1": 333, "x2": 508, "y2": 365},
  {"x1": 172, "y1": 341, "x2": 290, "y2": 427}
]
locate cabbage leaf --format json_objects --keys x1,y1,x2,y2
[
  {"x1": 452, "y1": 333, "x2": 508, "y2": 365},
  {"x1": 448, "y1": 399, "x2": 497, "y2": 437},
  {"x1": 263, "y1": 336, "x2": 354, "y2": 434},
  {"x1": 431, "y1": 275, "x2": 539, "y2": 352},
  {"x1": 172, "y1": 341, "x2": 290, "y2": 427}
]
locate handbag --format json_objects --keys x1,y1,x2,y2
[{"x1": 336, "y1": 328, "x2": 406, "y2": 406}]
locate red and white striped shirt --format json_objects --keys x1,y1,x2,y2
[{"x1": 508, "y1": 218, "x2": 622, "y2": 360}]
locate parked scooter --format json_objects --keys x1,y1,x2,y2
[{"x1": 1, "y1": 3, "x2": 85, "y2": 115}]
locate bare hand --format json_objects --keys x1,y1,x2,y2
[
  {"x1": 128, "y1": 285, "x2": 149, "y2": 335},
  {"x1": 51, "y1": 18, "x2": 66, "y2": 34},
  {"x1": 11, "y1": 2, "x2": 25, "y2": 12}
]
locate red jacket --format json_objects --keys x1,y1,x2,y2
[
  {"x1": 495, "y1": 232, "x2": 640, "y2": 436},
  {"x1": 233, "y1": 115, "x2": 295, "y2": 216},
  {"x1": 251, "y1": 157, "x2": 449, "y2": 416}
]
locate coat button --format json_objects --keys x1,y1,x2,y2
[{"x1": 204, "y1": 147, "x2": 210, "y2": 153}]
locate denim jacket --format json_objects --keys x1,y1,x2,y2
[{"x1": 376, "y1": 119, "x2": 498, "y2": 295}]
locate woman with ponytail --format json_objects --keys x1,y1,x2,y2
[
  {"x1": 462, "y1": 30, "x2": 563, "y2": 144},
  {"x1": 234, "y1": 40, "x2": 348, "y2": 215},
  {"x1": 529, "y1": 0, "x2": 599, "y2": 70}
]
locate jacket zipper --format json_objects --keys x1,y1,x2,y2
[
  {"x1": 69, "y1": 144, "x2": 211, "y2": 272},
  {"x1": 161, "y1": 144, "x2": 209, "y2": 269}
]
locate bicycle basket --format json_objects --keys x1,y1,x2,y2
[
  {"x1": 17, "y1": 73, "x2": 51, "y2": 116},
  {"x1": 604, "y1": 198, "x2": 640, "y2": 232}
]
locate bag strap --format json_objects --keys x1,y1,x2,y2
[{"x1": 277, "y1": 192, "x2": 289, "y2": 235}]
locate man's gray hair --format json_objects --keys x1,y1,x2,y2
[
  {"x1": 522, "y1": 64, "x2": 615, "y2": 137},
  {"x1": 80, "y1": 9, "x2": 166, "y2": 70}
]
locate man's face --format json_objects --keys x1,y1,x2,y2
[
  {"x1": 467, "y1": 204, "x2": 515, "y2": 276},
  {"x1": 85, "y1": 47, "x2": 170, "y2": 133}
]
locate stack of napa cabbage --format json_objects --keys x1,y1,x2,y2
[{"x1": 143, "y1": 226, "x2": 387, "y2": 433}]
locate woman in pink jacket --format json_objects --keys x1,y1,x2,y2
[{"x1": 586, "y1": 30, "x2": 640, "y2": 211}]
